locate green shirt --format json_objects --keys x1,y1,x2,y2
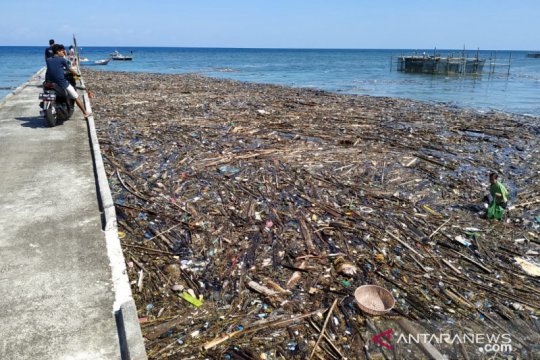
[{"x1": 490, "y1": 181, "x2": 509, "y2": 205}]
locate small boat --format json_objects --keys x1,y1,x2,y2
[
  {"x1": 527, "y1": 53, "x2": 540, "y2": 58},
  {"x1": 110, "y1": 50, "x2": 133, "y2": 61},
  {"x1": 80, "y1": 58, "x2": 111, "y2": 66}
]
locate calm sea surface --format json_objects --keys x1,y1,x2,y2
[{"x1": 1, "y1": 46, "x2": 539, "y2": 117}]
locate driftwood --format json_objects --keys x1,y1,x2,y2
[
  {"x1": 308, "y1": 299, "x2": 338, "y2": 360},
  {"x1": 386, "y1": 230, "x2": 425, "y2": 260},
  {"x1": 203, "y1": 309, "x2": 324, "y2": 350},
  {"x1": 84, "y1": 69, "x2": 540, "y2": 358},
  {"x1": 246, "y1": 280, "x2": 282, "y2": 300},
  {"x1": 397, "y1": 318, "x2": 448, "y2": 360},
  {"x1": 286, "y1": 261, "x2": 307, "y2": 289}
]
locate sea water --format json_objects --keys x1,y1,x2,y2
[{"x1": 1, "y1": 46, "x2": 539, "y2": 117}]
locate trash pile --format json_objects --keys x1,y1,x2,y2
[{"x1": 84, "y1": 69, "x2": 540, "y2": 359}]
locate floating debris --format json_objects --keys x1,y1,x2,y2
[
  {"x1": 84, "y1": 69, "x2": 540, "y2": 359},
  {"x1": 515, "y1": 257, "x2": 540, "y2": 277},
  {"x1": 354, "y1": 285, "x2": 395, "y2": 315}
]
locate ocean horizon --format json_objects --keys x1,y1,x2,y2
[{"x1": 1, "y1": 46, "x2": 539, "y2": 117}]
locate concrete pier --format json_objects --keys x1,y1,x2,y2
[{"x1": 0, "y1": 70, "x2": 146, "y2": 359}]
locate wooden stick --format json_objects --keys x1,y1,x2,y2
[
  {"x1": 116, "y1": 169, "x2": 148, "y2": 202},
  {"x1": 428, "y1": 217, "x2": 452, "y2": 239},
  {"x1": 415, "y1": 153, "x2": 455, "y2": 170},
  {"x1": 405, "y1": 157, "x2": 418, "y2": 167},
  {"x1": 202, "y1": 309, "x2": 322, "y2": 351},
  {"x1": 246, "y1": 280, "x2": 280, "y2": 298},
  {"x1": 510, "y1": 198, "x2": 540, "y2": 209},
  {"x1": 477, "y1": 309, "x2": 531, "y2": 349},
  {"x1": 202, "y1": 330, "x2": 243, "y2": 351},
  {"x1": 145, "y1": 316, "x2": 185, "y2": 341},
  {"x1": 449, "y1": 249, "x2": 492, "y2": 274},
  {"x1": 409, "y1": 253, "x2": 428, "y2": 272},
  {"x1": 308, "y1": 299, "x2": 338, "y2": 360},
  {"x1": 299, "y1": 217, "x2": 316, "y2": 254},
  {"x1": 123, "y1": 243, "x2": 176, "y2": 256},
  {"x1": 263, "y1": 278, "x2": 291, "y2": 295},
  {"x1": 286, "y1": 261, "x2": 306, "y2": 289},
  {"x1": 308, "y1": 318, "x2": 345, "y2": 359},
  {"x1": 137, "y1": 269, "x2": 144, "y2": 292},
  {"x1": 386, "y1": 230, "x2": 425, "y2": 260},
  {"x1": 147, "y1": 222, "x2": 183, "y2": 241},
  {"x1": 158, "y1": 193, "x2": 191, "y2": 215},
  {"x1": 397, "y1": 318, "x2": 448, "y2": 360},
  {"x1": 454, "y1": 325, "x2": 470, "y2": 360},
  {"x1": 441, "y1": 259, "x2": 462, "y2": 275}
]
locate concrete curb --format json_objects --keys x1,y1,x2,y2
[{"x1": 79, "y1": 76, "x2": 148, "y2": 360}]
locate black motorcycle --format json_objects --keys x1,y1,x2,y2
[{"x1": 39, "y1": 72, "x2": 76, "y2": 127}]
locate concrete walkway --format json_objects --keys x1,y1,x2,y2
[{"x1": 0, "y1": 72, "x2": 145, "y2": 359}]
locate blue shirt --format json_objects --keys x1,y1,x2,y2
[
  {"x1": 45, "y1": 56, "x2": 69, "y2": 89},
  {"x1": 45, "y1": 46, "x2": 54, "y2": 59}
]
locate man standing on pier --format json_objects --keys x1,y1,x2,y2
[
  {"x1": 45, "y1": 44, "x2": 91, "y2": 118},
  {"x1": 44, "y1": 39, "x2": 55, "y2": 61}
]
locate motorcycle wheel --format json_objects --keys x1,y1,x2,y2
[
  {"x1": 57, "y1": 106, "x2": 67, "y2": 121},
  {"x1": 45, "y1": 107, "x2": 57, "y2": 127}
]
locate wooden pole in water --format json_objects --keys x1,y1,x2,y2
[
  {"x1": 475, "y1": 48, "x2": 480, "y2": 73},
  {"x1": 507, "y1": 52, "x2": 512, "y2": 76},
  {"x1": 462, "y1": 45, "x2": 466, "y2": 75}
]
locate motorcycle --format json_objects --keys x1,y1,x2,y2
[{"x1": 39, "y1": 72, "x2": 76, "y2": 127}]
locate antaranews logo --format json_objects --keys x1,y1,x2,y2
[
  {"x1": 371, "y1": 329, "x2": 513, "y2": 354},
  {"x1": 371, "y1": 329, "x2": 394, "y2": 349}
]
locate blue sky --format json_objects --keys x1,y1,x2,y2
[{"x1": 0, "y1": 0, "x2": 537, "y2": 50}]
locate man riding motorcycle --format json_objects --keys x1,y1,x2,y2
[{"x1": 45, "y1": 44, "x2": 91, "y2": 119}]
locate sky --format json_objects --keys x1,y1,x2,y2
[{"x1": 0, "y1": 0, "x2": 538, "y2": 50}]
